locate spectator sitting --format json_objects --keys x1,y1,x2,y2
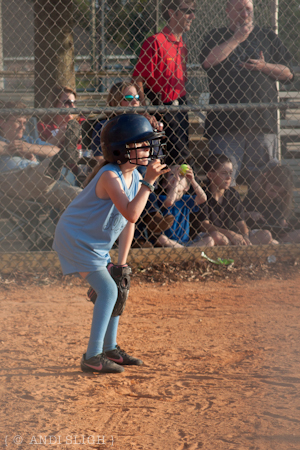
[
  {"x1": 154, "y1": 164, "x2": 213, "y2": 248},
  {"x1": 197, "y1": 154, "x2": 274, "y2": 246},
  {"x1": 38, "y1": 84, "x2": 83, "y2": 149},
  {"x1": 0, "y1": 101, "x2": 82, "y2": 213},
  {"x1": 243, "y1": 163, "x2": 300, "y2": 243}
]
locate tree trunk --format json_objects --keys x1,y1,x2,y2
[{"x1": 34, "y1": 0, "x2": 75, "y2": 107}]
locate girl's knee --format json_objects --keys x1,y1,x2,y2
[{"x1": 250, "y1": 229, "x2": 273, "y2": 245}]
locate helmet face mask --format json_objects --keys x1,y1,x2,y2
[
  {"x1": 125, "y1": 139, "x2": 166, "y2": 165},
  {"x1": 101, "y1": 114, "x2": 166, "y2": 165}
]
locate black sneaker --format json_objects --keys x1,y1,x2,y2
[
  {"x1": 81, "y1": 353, "x2": 124, "y2": 373},
  {"x1": 105, "y1": 345, "x2": 143, "y2": 366}
]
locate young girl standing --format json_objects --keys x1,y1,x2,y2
[{"x1": 53, "y1": 114, "x2": 169, "y2": 374}]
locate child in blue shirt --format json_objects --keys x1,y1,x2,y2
[{"x1": 155, "y1": 165, "x2": 213, "y2": 248}]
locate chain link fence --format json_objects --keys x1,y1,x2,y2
[{"x1": 0, "y1": 0, "x2": 300, "y2": 271}]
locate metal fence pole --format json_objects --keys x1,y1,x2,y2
[
  {"x1": 0, "y1": 0, "x2": 4, "y2": 90},
  {"x1": 272, "y1": 0, "x2": 281, "y2": 160}
]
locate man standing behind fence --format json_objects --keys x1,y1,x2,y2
[
  {"x1": 132, "y1": 0, "x2": 195, "y2": 166},
  {"x1": 199, "y1": 0, "x2": 294, "y2": 185}
]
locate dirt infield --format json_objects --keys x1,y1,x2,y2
[{"x1": 1, "y1": 263, "x2": 300, "y2": 450}]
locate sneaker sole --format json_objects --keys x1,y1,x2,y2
[
  {"x1": 81, "y1": 359, "x2": 124, "y2": 374},
  {"x1": 106, "y1": 356, "x2": 144, "y2": 366}
]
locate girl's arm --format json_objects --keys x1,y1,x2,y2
[
  {"x1": 96, "y1": 160, "x2": 169, "y2": 223},
  {"x1": 185, "y1": 167, "x2": 207, "y2": 205},
  {"x1": 118, "y1": 221, "x2": 135, "y2": 265},
  {"x1": 163, "y1": 168, "x2": 186, "y2": 207},
  {"x1": 236, "y1": 220, "x2": 251, "y2": 245}
]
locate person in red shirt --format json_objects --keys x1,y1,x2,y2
[{"x1": 132, "y1": 0, "x2": 195, "y2": 166}]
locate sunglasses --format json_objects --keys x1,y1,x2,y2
[
  {"x1": 124, "y1": 95, "x2": 140, "y2": 101},
  {"x1": 179, "y1": 7, "x2": 195, "y2": 14},
  {"x1": 63, "y1": 99, "x2": 77, "y2": 107}
]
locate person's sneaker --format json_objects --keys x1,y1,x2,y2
[
  {"x1": 105, "y1": 345, "x2": 143, "y2": 366},
  {"x1": 81, "y1": 353, "x2": 124, "y2": 373}
]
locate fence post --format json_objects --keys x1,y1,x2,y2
[
  {"x1": 0, "y1": 0, "x2": 4, "y2": 90},
  {"x1": 271, "y1": 0, "x2": 281, "y2": 160}
]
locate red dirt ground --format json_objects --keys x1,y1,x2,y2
[{"x1": 1, "y1": 262, "x2": 300, "y2": 450}]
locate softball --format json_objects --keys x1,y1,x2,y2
[{"x1": 180, "y1": 164, "x2": 189, "y2": 176}]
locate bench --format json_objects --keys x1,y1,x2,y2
[
  {"x1": 279, "y1": 91, "x2": 300, "y2": 159},
  {"x1": 281, "y1": 159, "x2": 300, "y2": 216},
  {"x1": 281, "y1": 159, "x2": 300, "y2": 188}
]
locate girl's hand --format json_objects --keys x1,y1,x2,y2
[
  {"x1": 144, "y1": 159, "x2": 169, "y2": 185},
  {"x1": 184, "y1": 165, "x2": 195, "y2": 182},
  {"x1": 249, "y1": 211, "x2": 265, "y2": 222},
  {"x1": 230, "y1": 233, "x2": 251, "y2": 246},
  {"x1": 143, "y1": 113, "x2": 164, "y2": 132},
  {"x1": 280, "y1": 219, "x2": 289, "y2": 227}
]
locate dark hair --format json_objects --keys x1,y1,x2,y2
[
  {"x1": 203, "y1": 154, "x2": 233, "y2": 174},
  {"x1": 0, "y1": 100, "x2": 27, "y2": 120},
  {"x1": 44, "y1": 85, "x2": 77, "y2": 109},
  {"x1": 83, "y1": 160, "x2": 110, "y2": 187},
  {"x1": 255, "y1": 164, "x2": 294, "y2": 217},
  {"x1": 41, "y1": 85, "x2": 77, "y2": 123},
  {"x1": 161, "y1": 0, "x2": 195, "y2": 21}
]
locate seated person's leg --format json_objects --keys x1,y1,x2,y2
[
  {"x1": 249, "y1": 229, "x2": 273, "y2": 245},
  {"x1": 188, "y1": 233, "x2": 214, "y2": 247},
  {"x1": 40, "y1": 180, "x2": 81, "y2": 213},
  {"x1": 280, "y1": 229, "x2": 300, "y2": 244},
  {"x1": 209, "y1": 230, "x2": 230, "y2": 246},
  {"x1": 156, "y1": 233, "x2": 184, "y2": 248},
  {"x1": 0, "y1": 158, "x2": 57, "y2": 201}
]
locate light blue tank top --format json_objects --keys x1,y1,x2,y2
[{"x1": 53, "y1": 163, "x2": 140, "y2": 274}]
